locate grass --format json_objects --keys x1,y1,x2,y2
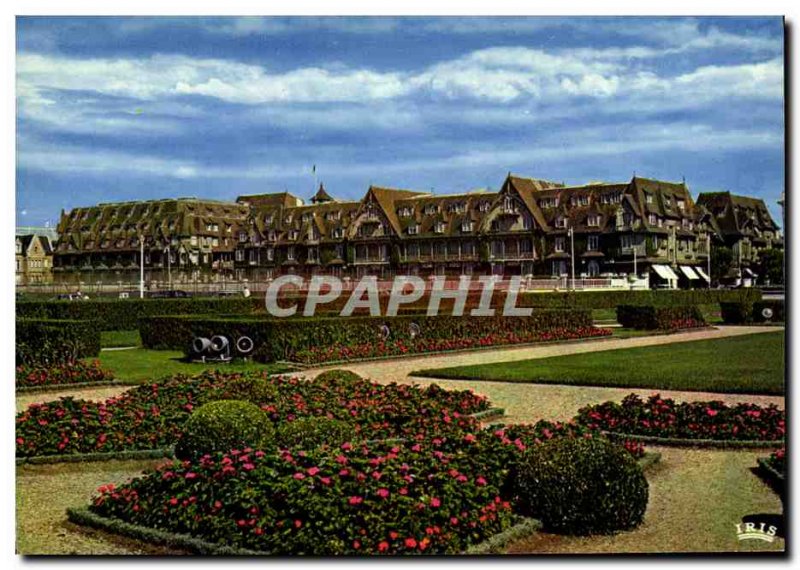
[
  {"x1": 413, "y1": 331, "x2": 785, "y2": 395},
  {"x1": 100, "y1": 330, "x2": 141, "y2": 348},
  {"x1": 89, "y1": 348, "x2": 294, "y2": 384}
]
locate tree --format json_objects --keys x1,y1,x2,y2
[
  {"x1": 756, "y1": 249, "x2": 784, "y2": 285},
  {"x1": 710, "y1": 245, "x2": 734, "y2": 284}
]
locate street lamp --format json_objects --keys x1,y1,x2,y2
[
  {"x1": 164, "y1": 245, "x2": 172, "y2": 290},
  {"x1": 138, "y1": 235, "x2": 145, "y2": 298},
  {"x1": 568, "y1": 226, "x2": 575, "y2": 290}
]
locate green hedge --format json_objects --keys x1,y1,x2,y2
[
  {"x1": 517, "y1": 288, "x2": 760, "y2": 309},
  {"x1": 616, "y1": 305, "x2": 705, "y2": 330},
  {"x1": 140, "y1": 310, "x2": 593, "y2": 362},
  {"x1": 753, "y1": 300, "x2": 785, "y2": 323},
  {"x1": 16, "y1": 318, "x2": 101, "y2": 365},
  {"x1": 16, "y1": 298, "x2": 258, "y2": 331},
  {"x1": 719, "y1": 301, "x2": 753, "y2": 324}
]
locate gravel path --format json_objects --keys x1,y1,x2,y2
[{"x1": 16, "y1": 386, "x2": 133, "y2": 413}]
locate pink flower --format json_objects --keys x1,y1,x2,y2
[
  {"x1": 376, "y1": 488, "x2": 390, "y2": 499},
  {"x1": 476, "y1": 476, "x2": 487, "y2": 486},
  {"x1": 430, "y1": 497, "x2": 441, "y2": 508},
  {"x1": 348, "y1": 496, "x2": 363, "y2": 505},
  {"x1": 184, "y1": 472, "x2": 197, "y2": 480},
  {"x1": 405, "y1": 538, "x2": 417, "y2": 549},
  {"x1": 307, "y1": 467, "x2": 320, "y2": 476},
  {"x1": 293, "y1": 472, "x2": 306, "y2": 480}
]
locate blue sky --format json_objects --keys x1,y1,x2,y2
[{"x1": 16, "y1": 16, "x2": 785, "y2": 227}]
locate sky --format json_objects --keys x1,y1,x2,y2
[{"x1": 15, "y1": 16, "x2": 785, "y2": 227}]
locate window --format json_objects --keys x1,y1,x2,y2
[
  {"x1": 301, "y1": 213, "x2": 312, "y2": 223},
  {"x1": 326, "y1": 211, "x2": 341, "y2": 221},
  {"x1": 478, "y1": 201, "x2": 490, "y2": 213},
  {"x1": 212, "y1": 238, "x2": 219, "y2": 247},
  {"x1": 677, "y1": 199, "x2": 685, "y2": 210},
  {"x1": 434, "y1": 221, "x2": 445, "y2": 234},
  {"x1": 289, "y1": 230, "x2": 299, "y2": 240},
  {"x1": 235, "y1": 249, "x2": 244, "y2": 262},
  {"x1": 539, "y1": 197, "x2": 558, "y2": 208},
  {"x1": 408, "y1": 224, "x2": 419, "y2": 235},
  {"x1": 556, "y1": 217, "x2": 568, "y2": 229},
  {"x1": 554, "y1": 237, "x2": 565, "y2": 252},
  {"x1": 287, "y1": 246, "x2": 295, "y2": 261},
  {"x1": 587, "y1": 260, "x2": 600, "y2": 277},
  {"x1": 587, "y1": 214, "x2": 600, "y2": 227},
  {"x1": 239, "y1": 231, "x2": 248, "y2": 243},
  {"x1": 461, "y1": 221, "x2": 473, "y2": 233},
  {"x1": 645, "y1": 194, "x2": 653, "y2": 204},
  {"x1": 587, "y1": 235, "x2": 599, "y2": 251},
  {"x1": 15, "y1": 241, "x2": 21, "y2": 254},
  {"x1": 522, "y1": 216, "x2": 532, "y2": 230},
  {"x1": 620, "y1": 234, "x2": 634, "y2": 249},
  {"x1": 332, "y1": 227, "x2": 344, "y2": 239},
  {"x1": 308, "y1": 248, "x2": 319, "y2": 262},
  {"x1": 648, "y1": 214, "x2": 658, "y2": 225},
  {"x1": 423, "y1": 205, "x2": 437, "y2": 215},
  {"x1": 266, "y1": 247, "x2": 274, "y2": 261}
]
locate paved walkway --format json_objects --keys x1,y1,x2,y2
[{"x1": 304, "y1": 326, "x2": 784, "y2": 424}]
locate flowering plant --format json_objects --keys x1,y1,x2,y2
[
  {"x1": 575, "y1": 393, "x2": 785, "y2": 442},
  {"x1": 16, "y1": 359, "x2": 113, "y2": 388}
]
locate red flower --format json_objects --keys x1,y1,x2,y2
[
  {"x1": 348, "y1": 496, "x2": 363, "y2": 506},
  {"x1": 376, "y1": 488, "x2": 390, "y2": 499},
  {"x1": 430, "y1": 497, "x2": 441, "y2": 508},
  {"x1": 378, "y1": 541, "x2": 389, "y2": 553},
  {"x1": 307, "y1": 466, "x2": 320, "y2": 476},
  {"x1": 405, "y1": 538, "x2": 417, "y2": 549}
]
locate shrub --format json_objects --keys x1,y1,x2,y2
[
  {"x1": 575, "y1": 393, "x2": 785, "y2": 442},
  {"x1": 174, "y1": 400, "x2": 275, "y2": 460},
  {"x1": 513, "y1": 437, "x2": 649, "y2": 535},
  {"x1": 616, "y1": 305, "x2": 705, "y2": 330},
  {"x1": 720, "y1": 302, "x2": 753, "y2": 324},
  {"x1": 207, "y1": 375, "x2": 279, "y2": 405},
  {"x1": 752, "y1": 300, "x2": 785, "y2": 323},
  {"x1": 16, "y1": 360, "x2": 113, "y2": 388},
  {"x1": 313, "y1": 369, "x2": 365, "y2": 385},
  {"x1": 275, "y1": 417, "x2": 357, "y2": 450},
  {"x1": 16, "y1": 318, "x2": 101, "y2": 365},
  {"x1": 140, "y1": 310, "x2": 599, "y2": 362},
  {"x1": 16, "y1": 298, "x2": 258, "y2": 331}
]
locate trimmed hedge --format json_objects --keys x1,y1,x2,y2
[
  {"x1": 517, "y1": 287, "x2": 760, "y2": 309},
  {"x1": 616, "y1": 305, "x2": 706, "y2": 330},
  {"x1": 174, "y1": 400, "x2": 276, "y2": 460},
  {"x1": 721, "y1": 299, "x2": 785, "y2": 324},
  {"x1": 753, "y1": 300, "x2": 785, "y2": 323},
  {"x1": 275, "y1": 417, "x2": 357, "y2": 450},
  {"x1": 16, "y1": 318, "x2": 101, "y2": 365},
  {"x1": 16, "y1": 298, "x2": 258, "y2": 331},
  {"x1": 140, "y1": 310, "x2": 594, "y2": 363},
  {"x1": 513, "y1": 437, "x2": 648, "y2": 535}
]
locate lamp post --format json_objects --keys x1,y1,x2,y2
[
  {"x1": 568, "y1": 226, "x2": 575, "y2": 290},
  {"x1": 139, "y1": 235, "x2": 145, "y2": 298},
  {"x1": 707, "y1": 233, "x2": 712, "y2": 289}
]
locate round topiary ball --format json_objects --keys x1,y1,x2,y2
[
  {"x1": 275, "y1": 416, "x2": 356, "y2": 450},
  {"x1": 175, "y1": 399, "x2": 275, "y2": 460},
  {"x1": 313, "y1": 369, "x2": 365, "y2": 385},
  {"x1": 514, "y1": 436, "x2": 648, "y2": 535}
]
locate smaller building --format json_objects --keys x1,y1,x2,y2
[{"x1": 16, "y1": 234, "x2": 54, "y2": 285}]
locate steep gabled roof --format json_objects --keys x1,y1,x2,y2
[
  {"x1": 363, "y1": 185, "x2": 430, "y2": 236},
  {"x1": 310, "y1": 183, "x2": 335, "y2": 204}
]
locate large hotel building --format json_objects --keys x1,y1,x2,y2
[{"x1": 52, "y1": 173, "x2": 782, "y2": 287}]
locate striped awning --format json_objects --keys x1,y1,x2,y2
[
  {"x1": 680, "y1": 266, "x2": 700, "y2": 280},
  {"x1": 652, "y1": 264, "x2": 679, "y2": 281},
  {"x1": 695, "y1": 267, "x2": 710, "y2": 282}
]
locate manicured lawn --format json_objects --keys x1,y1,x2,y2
[
  {"x1": 100, "y1": 329, "x2": 141, "y2": 348},
  {"x1": 413, "y1": 331, "x2": 784, "y2": 395},
  {"x1": 89, "y1": 348, "x2": 294, "y2": 384}
]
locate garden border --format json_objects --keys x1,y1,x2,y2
[
  {"x1": 603, "y1": 432, "x2": 784, "y2": 449},
  {"x1": 292, "y1": 326, "x2": 715, "y2": 369},
  {"x1": 16, "y1": 379, "x2": 127, "y2": 394},
  {"x1": 16, "y1": 407, "x2": 501, "y2": 465},
  {"x1": 756, "y1": 457, "x2": 785, "y2": 491}
]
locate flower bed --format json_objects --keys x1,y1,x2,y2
[
  {"x1": 15, "y1": 372, "x2": 491, "y2": 458},
  {"x1": 294, "y1": 327, "x2": 611, "y2": 364},
  {"x1": 79, "y1": 418, "x2": 641, "y2": 555},
  {"x1": 574, "y1": 394, "x2": 785, "y2": 444},
  {"x1": 16, "y1": 360, "x2": 114, "y2": 389}
]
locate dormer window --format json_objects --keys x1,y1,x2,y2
[
  {"x1": 676, "y1": 199, "x2": 685, "y2": 210},
  {"x1": 331, "y1": 227, "x2": 344, "y2": 239},
  {"x1": 407, "y1": 224, "x2": 419, "y2": 235},
  {"x1": 587, "y1": 214, "x2": 601, "y2": 227},
  {"x1": 434, "y1": 221, "x2": 446, "y2": 234},
  {"x1": 239, "y1": 231, "x2": 248, "y2": 243},
  {"x1": 264, "y1": 214, "x2": 274, "y2": 225},
  {"x1": 301, "y1": 213, "x2": 312, "y2": 223},
  {"x1": 461, "y1": 221, "x2": 473, "y2": 233},
  {"x1": 423, "y1": 205, "x2": 437, "y2": 215},
  {"x1": 648, "y1": 214, "x2": 658, "y2": 225},
  {"x1": 398, "y1": 207, "x2": 413, "y2": 218},
  {"x1": 326, "y1": 211, "x2": 340, "y2": 222},
  {"x1": 289, "y1": 230, "x2": 299, "y2": 240},
  {"x1": 645, "y1": 194, "x2": 654, "y2": 204},
  {"x1": 478, "y1": 201, "x2": 490, "y2": 213},
  {"x1": 556, "y1": 217, "x2": 568, "y2": 229}
]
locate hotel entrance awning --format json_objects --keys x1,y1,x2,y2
[
  {"x1": 694, "y1": 267, "x2": 710, "y2": 282},
  {"x1": 652, "y1": 264, "x2": 679, "y2": 281},
  {"x1": 679, "y1": 266, "x2": 700, "y2": 280}
]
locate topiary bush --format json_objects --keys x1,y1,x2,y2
[
  {"x1": 275, "y1": 416, "x2": 357, "y2": 450},
  {"x1": 174, "y1": 400, "x2": 275, "y2": 460},
  {"x1": 205, "y1": 375, "x2": 279, "y2": 405},
  {"x1": 513, "y1": 436, "x2": 648, "y2": 535},
  {"x1": 313, "y1": 369, "x2": 365, "y2": 385}
]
